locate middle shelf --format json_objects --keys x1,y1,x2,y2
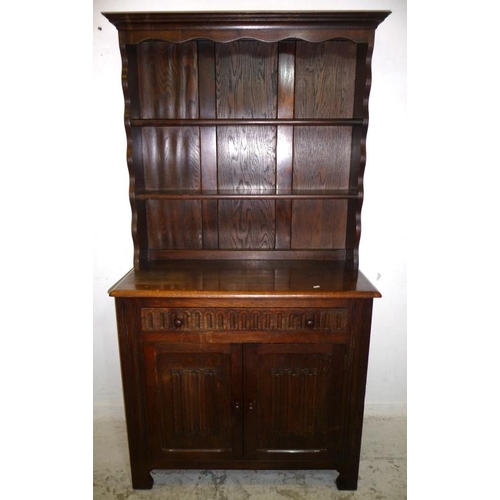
[{"x1": 135, "y1": 189, "x2": 359, "y2": 200}]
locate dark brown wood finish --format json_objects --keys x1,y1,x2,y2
[
  {"x1": 108, "y1": 260, "x2": 381, "y2": 299},
  {"x1": 198, "y1": 41, "x2": 219, "y2": 249},
  {"x1": 143, "y1": 342, "x2": 243, "y2": 460},
  {"x1": 244, "y1": 343, "x2": 346, "y2": 461},
  {"x1": 136, "y1": 41, "x2": 199, "y2": 119},
  {"x1": 114, "y1": 299, "x2": 153, "y2": 489},
  {"x1": 108, "y1": 11, "x2": 388, "y2": 264},
  {"x1": 104, "y1": 10, "x2": 389, "y2": 491}
]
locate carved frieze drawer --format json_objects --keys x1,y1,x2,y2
[{"x1": 140, "y1": 307, "x2": 349, "y2": 333}]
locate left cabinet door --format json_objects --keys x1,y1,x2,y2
[{"x1": 143, "y1": 342, "x2": 243, "y2": 461}]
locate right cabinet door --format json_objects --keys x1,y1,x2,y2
[{"x1": 244, "y1": 343, "x2": 347, "y2": 461}]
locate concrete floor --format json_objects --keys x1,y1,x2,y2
[{"x1": 93, "y1": 412, "x2": 406, "y2": 499}]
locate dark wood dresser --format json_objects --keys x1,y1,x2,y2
[{"x1": 104, "y1": 10, "x2": 389, "y2": 490}]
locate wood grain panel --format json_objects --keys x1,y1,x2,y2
[
  {"x1": 295, "y1": 41, "x2": 357, "y2": 119},
  {"x1": 291, "y1": 200, "x2": 347, "y2": 249},
  {"x1": 218, "y1": 200, "x2": 275, "y2": 249},
  {"x1": 198, "y1": 41, "x2": 216, "y2": 119},
  {"x1": 293, "y1": 127, "x2": 351, "y2": 190},
  {"x1": 217, "y1": 126, "x2": 276, "y2": 191},
  {"x1": 277, "y1": 41, "x2": 295, "y2": 120},
  {"x1": 141, "y1": 127, "x2": 200, "y2": 190},
  {"x1": 275, "y1": 42, "x2": 295, "y2": 249},
  {"x1": 137, "y1": 41, "x2": 198, "y2": 119},
  {"x1": 146, "y1": 200, "x2": 202, "y2": 249},
  {"x1": 275, "y1": 199, "x2": 291, "y2": 249},
  {"x1": 216, "y1": 41, "x2": 278, "y2": 118},
  {"x1": 197, "y1": 41, "x2": 219, "y2": 248}
]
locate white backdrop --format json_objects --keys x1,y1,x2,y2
[{"x1": 93, "y1": 0, "x2": 407, "y2": 414}]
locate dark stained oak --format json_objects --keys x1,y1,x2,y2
[
  {"x1": 141, "y1": 127, "x2": 201, "y2": 190},
  {"x1": 292, "y1": 127, "x2": 352, "y2": 190},
  {"x1": 108, "y1": 260, "x2": 381, "y2": 299},
  {"x1": 145, "y1": 200, "x2": 202, "y2": 250},
  {"x1": 197, "y1": 41, "x2": 219, "y2": 249},
  {"x1": 291, "y1": 199, "x2": 348, "y2": 250},
  {"x1": 104, "y1": 10, "x2": 389, "y2": 491},
  {"x1": 110, "y1": 13, "x2": 385, "y2": 263},
  {"x1": 143, "y1": 343, "x2": 243, "y2": 460},
  {"x1": 294, "y1": 40, "x2": 357, "y2": 119},
  {"x1": 218, "y1": 199, "x2": 276, "y2": 249},
  {"x1": 244, "y1": 343, "x2": 346, "y2": 461},
  {"x1": 215, "y1": 41, "x2": 278, "y2": 119},
  {"x1": 136, "y1": 41, "x2": 199, "y2": 119},
  {"x1": 275, "y1": 42, "x2": 295, "y2": 249},
  {"x1": 131, "y1": 118, "x2": 363, "y2": 126},
  {"x1": 217, "y1": 126, "x2": 276, "y2": 191},
  {"x1": 103, "y1": 11, "x2": 390, "y2": 44}
]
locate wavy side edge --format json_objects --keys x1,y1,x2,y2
[
  {"x1": 118, "y1": 39, "x2": 141, "y2": 270},
  {"x1": 355, "y1": 42, "x2": 374, "y2": 267}
]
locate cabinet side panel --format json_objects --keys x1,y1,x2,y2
[
  {"x1": 338, "y1": 299, "x2": 375, "y2": 485},
  {"x1": 137, "y1": 41, "x2": 199, "y2": 119},
  {"x1": 114, "y1": 299, "x2": 151, "y2": 485}
]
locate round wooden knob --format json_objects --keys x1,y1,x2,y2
[
  {"x1": 173, "y1": 318, "x2": 184, "y2": 328},
  {"x1": 305, "y1": 318, "x2": 315, "y2": 329}
]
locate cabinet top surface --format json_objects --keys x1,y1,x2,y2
[{"x1": 108, "y1": 260, "x2": 381, "y2": 299}]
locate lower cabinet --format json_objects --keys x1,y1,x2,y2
[
  {"x1": 143, "y1": 342, "x2": 346, "y2": 462},
  {"x1": 114, "y1": 298, "x2": 375, "y2": 491}
]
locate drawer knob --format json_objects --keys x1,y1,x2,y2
[
  {"x1": 173, "y1": 318, "x2": 184, "y2": 328},
  {"x1": 305, "y1": 318, "x2": 315, "y2": 329}
]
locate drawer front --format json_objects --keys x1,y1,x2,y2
[{"x1": 140, "y1": 307, "x2": 349, "y2": 333}]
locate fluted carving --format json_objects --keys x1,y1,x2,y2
[
  {"x1": 141, "y1": 307, "x2": 348, "y2": 332},
  {"x1": 270, "y1": 368, "x2": 318, "y2": 435},
  {"x1": 168, "y1": 368, "x2": 220, "y2": 437}
]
